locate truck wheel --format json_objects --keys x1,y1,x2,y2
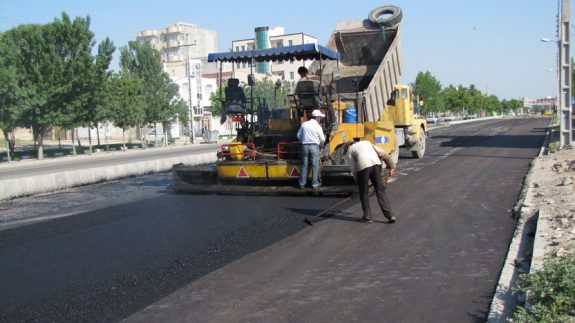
[
  {"x1": 331, "y1": 146, "x2": 347, "y2": 165},
  {"x1": 411, "y1": 127, "x2": 426, "y2": 159},
  {"x1": 368, "y1": 5, "x2": 403, "y2": 27}
]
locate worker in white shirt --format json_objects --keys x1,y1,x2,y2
[
  {"x1": 343, "y1": 140, "x2": 397, "y2": 223},
  {"x1": 297, "y1": 109, "x2": 326, "y2": 189}
]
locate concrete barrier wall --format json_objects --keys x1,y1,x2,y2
[{"x1": 0, "y1": 152, "x2": 217, "y2": 201}]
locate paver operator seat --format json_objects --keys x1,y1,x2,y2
[
  {"x1": 295, "y1": 79, "x2": 322, "y2": 111},
  {"x1": 224, "y1": 78, "x2": 246, "y2": 115}
]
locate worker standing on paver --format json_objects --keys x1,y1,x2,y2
[
  {"x1": 343, "y1": 140, "x2": 397, "y2": 223},
  {"x1": 297, "y1": 109, "x2": 326, "y2": 190}
]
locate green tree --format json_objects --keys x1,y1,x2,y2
[
  {"x1": 108, "y1": 73, "x2": 146, "y2": 149},
  {"x1": 443, "y1": 85, "x2": 468, "y2": 116},
  {"x1": 250, "y1": 77, "x2": 291, "y2": 110},
  {"x1": 0, "y1": 32, "x2": 28, "y2": 161},
  {"x1": 209, "y1": 86, "x2": 225, "y2": 116},
  {"x1": 2, "y1": 13, "x2": 98, "y2": 159},
  {"x1": 86, "y1": 38, "x2": 116, "y2": 148},
  {"x1": 413, "y1": 71, "x2": 443, "y2": 114},
  {"x1": 120, "y1": 41, "x2": 186, "y2": 145}
]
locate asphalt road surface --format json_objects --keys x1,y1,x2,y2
[{"x1": 0, "y1": 117, "x2": 549, "y2": 322}]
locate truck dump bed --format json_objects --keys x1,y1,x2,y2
[{"x1": 324, "y1": 19, "x2": 402, "y2": 122}]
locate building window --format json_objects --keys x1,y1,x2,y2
[
  {"x1": 276, "y1": 41, "x2": 283, "y2": 48},
  {"x1": 242, "y1": 62, "x2": 247, "y2": 68},
  {"x1": 235, "y1": 46, "x2": 239, "y2": 52},
  {"x1": 241, "y1": 45, "x2": 245, "y2": 51},
  {"x1": 288, "y1": 40, "x2": 293, "y2": 46},
  {"x1": 290, "y1": 72, "x2": 294, "y2": 80},
  {"x1": 237, "y1": 62, "x2": 241, "y2": 69}
]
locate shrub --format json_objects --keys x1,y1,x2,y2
[{"x1": 512, "y1": 253, "x2": 575, "y2": 322}]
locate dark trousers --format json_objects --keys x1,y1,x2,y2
[{"x1": 357, "y1": 165, "x2": 393, "y2": 220}]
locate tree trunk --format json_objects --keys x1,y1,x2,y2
[
  {"x1": 122, "y1": 130, "x2": 126, "y2": 150},
  {"x1": 96, "y1": 122, "x2": 101, "y2": 146},
  {"x1": 75, "y1": 128, "x2": 82, "y2": 149},
  {"x1": 7, "y1": 131, "x2": 15, "y2": 155},
  {"x1": 88, "y1": 126, "x2": 92, "y2": 155},
  {"x1": 105, "y1": 125, "x2": 110, "y2": 153},
  {"x1": 2, "y1": 130, "x2": 12, "y2": 162},
  {"x1": 37, "y1": 126, "x2": 44, "y2": 160},
  {"x1": 141, "y1": 125, "x2": 147, "y2": 150},
  {"x1": 57, "y1": 128, "x2": 62, "y2": 149},
  {"x1": 71, "y1": 128, "x2": 77, "y2": 156},
  {"x1": 163, "y1": 125, "x2": 167, "y2": 147}
]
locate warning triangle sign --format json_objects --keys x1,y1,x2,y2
[
  {"x1": 237, "y1": 167, "x2": 249, "y2": 178},
  {"x1": 289, "y1": 167, "x2": 300, "y2": 178}
]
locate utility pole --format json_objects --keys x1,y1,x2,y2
[
  {"x1": 558, "y1": 0, "x2": 572, "y2": 146},
  {"x1": 186, "y1": 59, "x2": 195, "y2": 144},
  {"x1": 182, "y1": 41, "x2": 197, "y2": 144}
]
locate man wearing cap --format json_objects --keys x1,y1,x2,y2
[{"x1": 297, "y1": 109, "x2": 326, "y2": 189}]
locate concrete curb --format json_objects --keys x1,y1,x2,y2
[
  {"x1": 486, "y1": 122, "x2": 554, "y2": 322},
  {"x1": 530, "y1": 209, "x2": 549, "y2": 272},
  {"x1": 0, "y1": 152, "x2": 216, "y2": 201}
]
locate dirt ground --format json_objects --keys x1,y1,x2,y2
[{"x1": 527, "y1": 142, "x2": 575, "y2": 260}]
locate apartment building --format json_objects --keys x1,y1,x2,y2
[
  {"x1": 137, "y1": 22, "x2": 217, "y2": 78},
  {"x1": 137, "y1": 23, "x2": 219, "y2": 138},
  {"x1": 231, "y1": 27, "x2": 318, "y2": 82}
]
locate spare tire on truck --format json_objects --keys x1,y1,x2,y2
[{"x1": 368, "y1": 5, "x2": 403, "y2": 27}]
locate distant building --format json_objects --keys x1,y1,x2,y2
[
  {"x1": 523, "y1": 97, "x2": 556, "y2": 114},
  {"x1": 231, "y1": 27, "x2": 318, "y2": 82},
  {"x1": 137, "y1": 22, "x2": 217, "y2": 78},
  {"x1": 137, "y1": 23, "x2": 219, "y2": 139}
]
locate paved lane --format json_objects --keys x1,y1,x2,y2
[
  {"x1": 0, "y1": 117, "x2": 549, "y2": 322},
  {"x1": 125, "y1": 117, "x2": 549, "y2": 323}
]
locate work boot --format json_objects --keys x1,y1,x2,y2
[{"x1": 386, "y1": 216, "x2": 396, "y2": 223}]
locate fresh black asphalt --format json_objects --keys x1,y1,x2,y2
[{"x1": 0, "y1": 117, "x2": 549, "y2": 322}]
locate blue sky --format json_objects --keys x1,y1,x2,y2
[{"x1": 0, "y1": 0, "x2": 570, "y2": 100}]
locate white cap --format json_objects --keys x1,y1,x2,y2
[{"x1": 311, "y1": 109, "x2": 325, "y2": 117}]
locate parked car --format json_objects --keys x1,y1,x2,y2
[
  {"x1": 426, "y1": 115, "x2": 439, "y2": 124},
  {"x1": 444, "y1": 115, "x2": 456, "y2": 121},
  {"x1": 145, "y1": 130, "x2": 171, "y2": 143}
]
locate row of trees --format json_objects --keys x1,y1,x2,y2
[
  {"x1": 0, "y1": 12, "x2": 187, "y2": 161},
  {"x1": 412, "y1": 71, "x2": 524, "y2": 116}
]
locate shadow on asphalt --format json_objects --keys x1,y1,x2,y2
[{"x1": 432, "y1": 134, "x2": 545, "y2": 149}]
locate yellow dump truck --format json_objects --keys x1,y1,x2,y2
[{"x1": 171, "y1": 5, "x2": 426, "y2": 195}]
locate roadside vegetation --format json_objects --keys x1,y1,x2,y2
[
  {"x1": 0, "y1": 12, "x2": 187, "y2": 162},
  {"x1": 411, "y1": 71, "x2": 524, "y2": 118},
  {"x1": 512, "y1": 252, "x2": 575, "y2": 322}
]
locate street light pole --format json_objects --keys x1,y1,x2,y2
[
  {"x1": 541, "y1": 0, "x2": 572, "y2": 147},
  {"x1": 557, "y1": 0, "x2": 572, "y2": 146},
  {"x1": 182, "y1": 41, "x2": 197, "y2": 144},
  {"x1": 186, "y1": 60, "x2": 195, "y2": 144}
]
